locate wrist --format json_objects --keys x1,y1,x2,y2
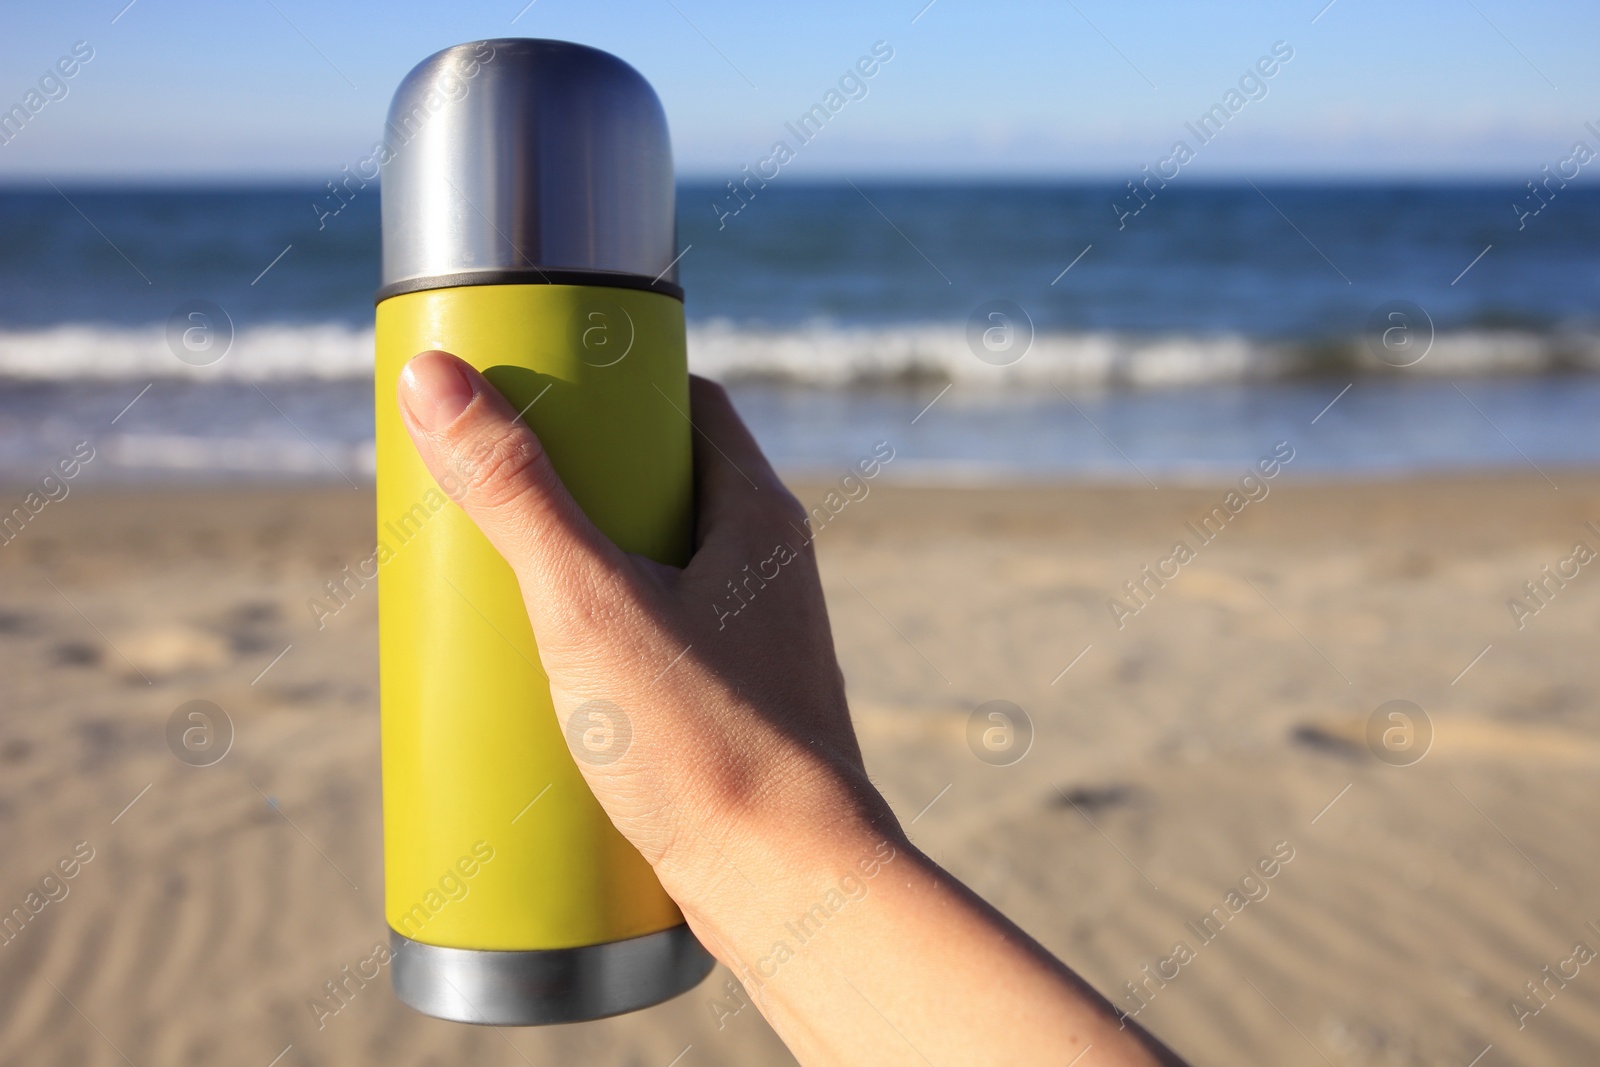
[{"x1": 653, "y1": 750, "x2": 907, "y2": 966}]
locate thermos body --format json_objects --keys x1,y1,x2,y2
[{"x1": 373, "y1": 39, "x2": 714, "y2": 1025}]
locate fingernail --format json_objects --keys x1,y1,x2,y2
[{"x1": 400, "y1": 352, "x2": 475, "y2": 431}]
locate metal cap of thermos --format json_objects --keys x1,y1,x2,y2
[{"x1": 378, "y1": 38, "x2": 680, "y2": 301}]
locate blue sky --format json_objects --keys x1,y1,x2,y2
[{"x1": 0, "y1": 0, "x2": 1595, "y2": 180}]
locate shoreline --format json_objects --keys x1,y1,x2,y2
[
  {"x1": 6, "y1": 375, "x2": 1600, "y2": 489},
  {"x1": 4, "y1": 460, "x2": 1599, "y2": 492}
]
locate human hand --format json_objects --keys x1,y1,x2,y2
[
  {"x1": 396, "y1": 349, "x2": 1187, "y2": 1067},
  {"x1": 394, "y1": 350, "x2": 895, "y2": 913}
]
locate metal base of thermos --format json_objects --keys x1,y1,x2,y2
[{"x1": 389, "y1": 924, "x2": 716, "y2": 1025}]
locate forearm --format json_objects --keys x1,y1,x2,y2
[{"x1": 660, "y1": 767, "x2": 1186, "y2": 1067}]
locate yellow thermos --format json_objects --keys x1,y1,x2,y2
[{"x1": 373, "y1": 38, "x2": 713, "y2": 1024}]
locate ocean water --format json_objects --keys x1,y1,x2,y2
[{"x1": 0, "y1": 181, "x2": 1596, "y2": 483}]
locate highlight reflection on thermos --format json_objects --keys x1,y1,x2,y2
[{"x1": 373, "y1": 38, "x2": 714, "y2": 1025}]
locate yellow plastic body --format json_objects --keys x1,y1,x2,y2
[{"x1": 374, "y1": 283, "x2": 691, "y2": 951}]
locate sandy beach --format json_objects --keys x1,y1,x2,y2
[{"x1": 2, "y1": 473, "x2": 1598, "y2": 1066}]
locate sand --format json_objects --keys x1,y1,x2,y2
[{"x1": 2, "y1": 473, "x2": 1599, "y2": 1065}]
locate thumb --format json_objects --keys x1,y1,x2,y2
[{"x1": 395, "y1": 350, "x2": 627, "y2": 601}]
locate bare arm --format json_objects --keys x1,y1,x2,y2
[{"x1": 396, "y1": 350, "x2": 1189, "y2": 1067}]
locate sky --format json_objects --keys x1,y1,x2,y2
[{"x1": 0, "y1": 0, "x2": 1595, "y2": 182}]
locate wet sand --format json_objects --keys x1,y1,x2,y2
[{"x1": 2, "y1": 473, "x2": 1598, "y2": 1065}]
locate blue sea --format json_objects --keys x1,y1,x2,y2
[{"x1": 1, "y1": 181, "x2": 1597, "y2": 483}]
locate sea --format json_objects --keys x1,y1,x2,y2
[{"x1": 1, "y1": 181, "x2": 1597, "y2": 485}]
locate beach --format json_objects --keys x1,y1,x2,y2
[
  {"x1": 2, "y1": 472, "x2": 1597, "y2": 1065},
  {"x1": 4, "y1": 0, "x2": 1598, "y2": 1058}
]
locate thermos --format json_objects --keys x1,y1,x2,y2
[{"x1": 373, "y1": 38, "x2": 714, "y2": 1024}]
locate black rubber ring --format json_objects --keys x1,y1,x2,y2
[{"x1": 376, "y1": 267, "x2": 684, "y2": 304}]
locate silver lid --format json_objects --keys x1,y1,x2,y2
[{"x1": 378, "y1": 39, "x2": 680, "y2": 300}]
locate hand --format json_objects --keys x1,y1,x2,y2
[
  {"x1": 397, "y1": 350, "x2": 1188, "y2": 1067},
  {"x1": 395, "y1": 349, "x2": 891, "y2": 899}
]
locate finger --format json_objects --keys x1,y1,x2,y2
[
  {"x1": 396, "y1": 350, "x2": 626, "y2": 593},
  {"x1": 686, "y1": 376, "x2": 808, "y2": 551}
]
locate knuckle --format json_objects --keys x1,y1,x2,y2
[
  {"x1": 693, "y1": 375, "x2": 730, "y2": 403},
  {"x1": 451, "y1": 428, "x2": 546, "y2": 510},
  {"x1": 767, "y1": 487, "x2": 811, "y2": 533}
]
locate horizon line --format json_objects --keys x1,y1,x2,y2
[{"x1": 0, "y1": 172, "x2": 1574, "y2": 189}]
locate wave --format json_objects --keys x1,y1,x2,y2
[
  {"x1": 689, "y1": 322, "x2": 1600, "y2": 387},
  {"x1": 101, "y1": 435, "x2": 375, "y2": 477},
  {"x1": 0, "y1": 323, "x2": 375, "y2": 380},
  {"x1": 1, "y1": 321, "x2": 1597, "y2": 387}
]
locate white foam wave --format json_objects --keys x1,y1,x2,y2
[
  {"x1": 686, "y1": 321, "x2": 1600, "y2": 386},
  {"x1": 0, "y1": 323, "x2": 376, "y2": 380},
  {"x1": 0, "y1": 321, "x2": 1594, "y2": 386},
  {"x1": 102, "y1": 434, "x2": 375, "y2": 476}
]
